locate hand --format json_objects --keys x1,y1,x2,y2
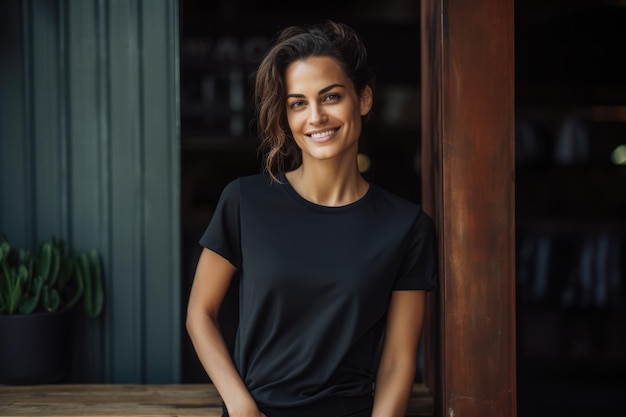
[
  {"x1": 225, "y1": 402, "x2": 267, "y2": 417},
  {"x1": 228, "y1": 410, "x2": 267, "y2": 417}
]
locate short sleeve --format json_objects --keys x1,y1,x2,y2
[
  {"x1": 198, "y1": 179, "x2": 242, "y2": 268},
  {"x1": 393, "y1": 209, "x2": 439, "y2": 291}
]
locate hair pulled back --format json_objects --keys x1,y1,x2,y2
[{"x1": 254, "y1": 20, "x2": 376, "y2": 181}]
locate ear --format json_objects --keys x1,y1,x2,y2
[{"x1": 359, "y1": 85, "x2": 373, "y2": 116}]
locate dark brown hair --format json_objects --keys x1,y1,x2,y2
[{"x1": 254, "y1": 20, "x2": 376, "y2": 182}]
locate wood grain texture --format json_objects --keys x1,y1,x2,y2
[
  {"x1": 0, "y1": 384, "x2": 223, "y2": 417},
  {"x1": 421, "y1": 0, "x2": 517, "y2": 416},
  {"x1": 0, "y1": 384, "x2": 433, "y2": 416}
]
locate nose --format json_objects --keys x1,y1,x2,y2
[{"x1": 309, "y1": 104, "x2": 328, "y2": 125}]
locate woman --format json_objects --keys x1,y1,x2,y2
[{"x1": 186, "y1": 20, "x2": 438, "y2": 417}]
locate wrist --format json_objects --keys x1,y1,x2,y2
[{"x1": 224, "y1": 397, "x2": 260, "y2": 417}]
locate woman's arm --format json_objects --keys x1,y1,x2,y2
[
  {"x1": 186, "y1": 248, "x2": 266, "y2": 417},
  {"x1": 371, "y1": 290, "x2": 426, "y2": 417}
]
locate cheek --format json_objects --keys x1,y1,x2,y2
[
  {"x1": 340, "y1": 106, "x2": 360, "y2": 125},
  {"x1": 286, "y1": 112, "x2": 304, "y2": 132}
]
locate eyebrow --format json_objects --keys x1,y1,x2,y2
[{"x1": 286, "y1": 83, "x2": 345, "y2": 99}]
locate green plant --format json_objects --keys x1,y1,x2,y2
[
  {"x1": 0, "y1": 234, "x2": 104, "y2": 317},
  {"x1": 76, "y1": 250, "x2": 104, "y2": 319}
]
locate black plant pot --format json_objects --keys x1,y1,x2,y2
[{"x1": 0, "y1": 310, "x2": 73, "y2": 384}]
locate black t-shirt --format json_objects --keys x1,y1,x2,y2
[{"x1": 199, "y1": 173, "x2": 438, "y2": 409}]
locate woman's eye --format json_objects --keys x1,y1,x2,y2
[
  {"x1": 324, "y1": 94, "x2": 339, "y2": 102},
  {"x1": 290, "y1": 100, "x2": 305, "y2": 109}
]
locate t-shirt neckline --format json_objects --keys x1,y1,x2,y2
[{"x1": 278, "y1": 172, "x2": 374, "y2": 213}]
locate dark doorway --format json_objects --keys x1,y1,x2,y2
[
  {"x1": 178, "y1": 0, "x2": 424, "y2": 383},
  {"x1": 515, "y1": 1, "x2": 626, "y2": 416}
]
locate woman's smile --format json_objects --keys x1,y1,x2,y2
[{"x1": 307, "y1": 128, "x2": 339, "y2": 142}]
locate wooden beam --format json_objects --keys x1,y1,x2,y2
[{"x1": 421, "y1": 0, "x2": 517, "y2": 416}]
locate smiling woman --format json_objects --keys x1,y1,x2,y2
[
  {"x1": 178, "y1": 7, "x2": 428, "y2": 384},
  {"x1": 185, "y1": 21, "x2": 439, "y2": 417},
  {"x1": 284, "y1": 57, "x2": 372, "y2": 185}
]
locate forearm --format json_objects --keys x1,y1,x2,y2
[
  {"x1": 186, "y1": 312, "x2": 259, "y2": 415},
  {"x1": 371, "y1": 290, "x2": 426, "y2": 417},
  {"x1": 371, "y1": 361, "x2": 416, "y2": 417}
]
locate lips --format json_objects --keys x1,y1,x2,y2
[{"x1": 307, "y1": 128, "x2": 338, "y2": 142}]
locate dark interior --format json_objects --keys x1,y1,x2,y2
[{"x1": 178, "y1": 1, "x2": 626, "y2": 416}]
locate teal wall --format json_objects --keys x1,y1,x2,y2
[{"x1": 0, "y1": 0, "x2": 181, "y2": 383}]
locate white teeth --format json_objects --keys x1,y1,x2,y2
[{"x1": 310, "y1": 130, "x2": 335, "y2": 139}]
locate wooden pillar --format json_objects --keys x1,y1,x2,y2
[{"x1": 420, "y1": 0, "x2": 516, "y2": 416}]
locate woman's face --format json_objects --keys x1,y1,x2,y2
[{"x1": 284, "y1": 56, "x2": 372, "y2": 166}]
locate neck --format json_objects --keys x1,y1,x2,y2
[{"x1": 285, "y1": 158, "x2": 369, "y2": 207}]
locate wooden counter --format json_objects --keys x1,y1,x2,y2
[{"x1": 0, "y1": 384, "x2": 433, "y2": 416}]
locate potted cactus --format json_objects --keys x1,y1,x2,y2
[{"x1": 0, "y1": 234, "x2": 104, "y2": 384}]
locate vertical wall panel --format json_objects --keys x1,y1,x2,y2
[
  {"x1": 0, "y1": 0, "x2": 180, "y2": 383},
  {"x1": 66, "y1": 0, "x2": 106, "y2": 382},
  {"x1": 31, "y1": 0, "x2": 64, "y2": 242},
  {"x1": 0, "y1": 0, "x2": 33, "y2": 248},
  {"x1": 140, "y1": 0, "x2": 181, "y2": 383},
  {"x1": 107, "y1": 0, "x2": 144, "y2": 383},
  {"x1": 68, "y1": 0, "x2": 103, "y2": 251}
]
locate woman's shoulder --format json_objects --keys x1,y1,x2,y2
[
  {"x1": 370, "y1": 184, "x2": 422, "y2": 213},
  {"x1": 222, "y1": 173, "x2": 282, "y2": 199},
  {"x1": 221, "y1": 173, "x2": 270, "y2": 189},
  {"x1": 236, "y1": 172, "x2": 276, "y2": 189},
  {"x1": 370, "y1": 184, "x2": 436, "y2": 226}
]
